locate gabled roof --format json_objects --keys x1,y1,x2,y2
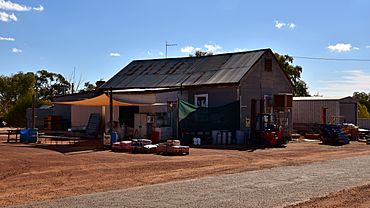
[{"x1": 100, "y1": 48, "x2": 270, "y2": 90}]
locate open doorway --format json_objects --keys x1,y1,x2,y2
[{"x1": 119, "y1": 106, "x2": 139, "y2": 139}]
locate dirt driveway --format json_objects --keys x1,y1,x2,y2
[
  {"x1": 1, "y1": 139, "x2": 370, "y2": 207},
  {"x1": 288, "y1": 183, "x2": 370, "y2": 208}
]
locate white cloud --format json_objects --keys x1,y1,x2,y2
[
  {"x1": 353, "y1": 47, "x2": 360, "y2": 50},
  {"x1": 366, "y1": 46, "x2": 370, "y2": 49},
  {"x1": 328, "y1": 43, "x2": 353, "y2": 52},
  {"x1": 275, "y1": 20, "x2": 296, "y2": 29},
  {"x1": 204, "y1": 43, "x2": 222, "y2": 53},
  {"x1": 0, "y1": 0, "x2": 30, "y2": 11},
  {"x1": 110, "y1": 52, "x2": 120, "y2": 57},
  {"x1": 181, "y1": 43, "x2": 222, "y2": 54},
  {"x1": 0, "y1": 36, "x2": 15, "y2": 41},
  {"x1": 0, "y1": 11, "x2": 17, "y2": 22},
  {"x1": 233, "y1": 48, "x2": 247, "y2": 52},
  {"x1": 274, "y1": 20, "x2": 286, "y2": 29},
  {"x1": 11, "y1": 47, "x2": 22, "y2": 53},
  {"x1": 147, "y1": 51, "x2": 152, "y2": 56},
  {"x1": 288, "y1": 23, "x2": 296, "y2": 29},
  {"x1": 180, "y1": 46, "x2": 195, "y2": 54},
  {"x1": 159, "y1": 51, "x2": 164, "y2": 56},
  {"x1": 0, "y1": 0, "x2": 44, "y2": 12},
  {"x1": 317, "y1": 70, "x2": 370, "y2": 96},
  {"x1": 33, "y1": 5, "x2": 44, "y2": 12}
]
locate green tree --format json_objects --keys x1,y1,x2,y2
[
  {"x1": 0, "y1": 70, "x2": 71, "y2": 127},
  {"x1": 4, "y1": 92, "x2": 33, "y2": 126},
  {"x1": 36, "y1": 70, "x2": 71, "y2": 100},
  {"x1": 0, "y1": 72, "x2": 35, "y2": 117},
  {"x1": 353, "y1": 92, "x2": 370, "y2": 116},
  {"x1": 189, "y1": 50, "x2": 213, "y2": 57},
  {"x1": 274, "y1": 53, "x2": 310, "y2": 97},
  {"x1": 79, "y1": 81, "x2": 96, "y2": 92},
  {"x1": 358, "y1": 103, "x2": 370, "y2": 118}
]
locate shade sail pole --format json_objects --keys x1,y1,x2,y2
[
  {"x1": 101, "y1": 106, "x2": 105, "y2": 146},
  {"x1": 109, "y1": 88, "x2": 113, "y2": 135},
  {"x1": 176, "y1": 96, "x2": 179, "y2": 139}
]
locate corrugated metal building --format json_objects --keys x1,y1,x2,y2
[
  {"x1": 99, "y1": 48, "x2": 294, "y2": 143},
  {"x1": 293, "y1": 96, "x2": 358, "y2": 131},
  {"x1": 100, "y1": 49, "x2": 293, "y2": 143}
]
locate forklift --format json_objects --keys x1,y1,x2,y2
[
  {"x1": 250, "y1": 99, "x2": 285, "y2": 146},
  {"x1": 255, "y1": 113, "x2": 284, "y2": 146}
]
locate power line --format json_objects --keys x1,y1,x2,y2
[{"x1": 293, "y1": 56, "x2": 370, "y2": 62}]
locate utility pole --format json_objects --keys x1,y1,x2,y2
[{"x1": 165, "y1": 40, "x2": 177, "y2": 58}]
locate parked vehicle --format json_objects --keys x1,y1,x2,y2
[
  {"x1": 157, "y1": 140, "x2": 189, "y2": 155},
  {"x1": 112, "y1": 141, "x2": 132, "y2": 152},
  {"x1": 131, "y1": 139, "x2": 154, "y2": 153}
]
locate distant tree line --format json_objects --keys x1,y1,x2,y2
[{"x1": 0, "y1": 70, "x2": 98, "y2": 127}]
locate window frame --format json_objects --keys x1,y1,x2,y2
[
  {"x1": 265, "y1": 58, "x2": 272, "y2": 72},
  {"x1": 194, "y1": 94, "x2": 209, "y2": 107}
]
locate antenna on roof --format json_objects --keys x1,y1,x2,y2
[{"x1": 165, "y1": 40, "x2": 177, "y2": 58}]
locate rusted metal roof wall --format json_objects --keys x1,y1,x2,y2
[{"x1": 101, "y1": 49, "x2": 266, "y2": 89}]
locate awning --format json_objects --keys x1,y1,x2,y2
[
  {"x1": 53, "y1": 94, "x2": 142, "y2": 106},
  {"x1": 112, "y1": 93, "x2": 156, "y2": 105}
]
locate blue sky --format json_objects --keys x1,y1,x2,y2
[{"x1": 1, "y1": 0, "x2": 370, "y2": 96}]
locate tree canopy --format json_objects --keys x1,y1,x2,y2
[
  {"x1": 274, "y1": 53, "x2": 310, "y2": 97},
  {"x1": 189, "y1": 50, "x2": 213, "y2": 57},
  {"x1": 79, "y1": 81, "x2": 96, "y2": 93},
  {"x1": 353, "y1": 92, "x2": 370, "y2": 118},
  {"x1": 36, "y1": 70, "x2": 71, "y2": 100},
  {"x1": 0, "y1": 72, "x2": 35, "y2": 117},
  {"x1": 0, "y1": 70, "x2": 98, "y2": 127}
]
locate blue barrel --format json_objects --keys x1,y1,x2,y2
[
  {"x1": 110, "y1": 132, "x2": 118, "y2": 146},
  {"x1": 20, "y1": 129, "x2": 38, "y2": 143},
  {"x1": 20, "y1": 129, "x2": 29, "y2": 143},
  {"x1": 28, "y1": 128, "x2": 38, "y2": 143}
]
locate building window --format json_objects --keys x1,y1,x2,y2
[
  {"x1": 264, "y1": 94, "x2": 273, "y2": 113},
  {"x1": 265, "y1": 59, "x2": 272, "y2": 72},
  {"x1": 195, "y1": 94, "x2": 208, "y2": 107}
]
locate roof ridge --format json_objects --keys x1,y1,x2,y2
[{"x1": 131, "y1": 48, "x2": 270, "y2": 62}]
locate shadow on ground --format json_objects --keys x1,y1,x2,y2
[{"x1": 190, "y1": 144, "x2": 287, "y2": 152}]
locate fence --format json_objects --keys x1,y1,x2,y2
[{"x1": 358, "y1": 118, "x2": 370, "y2": 129}]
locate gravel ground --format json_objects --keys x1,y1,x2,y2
[
  {"x1": 5, "y1": 140, "x2": 370, "y2": 207},
  {"x1": 288, "y1": 183, "x2": 370, "y2": 208},
  {"x1": 14, "y1": 155, "x2": 370, "y2": 208}
]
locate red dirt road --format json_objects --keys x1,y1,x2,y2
[
  {"x1": 2, "y1": 140, "x2": 370, "y2": 207},
  {"x1": 288, "y1": 184, "x2": 370, "y2": 208}
]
